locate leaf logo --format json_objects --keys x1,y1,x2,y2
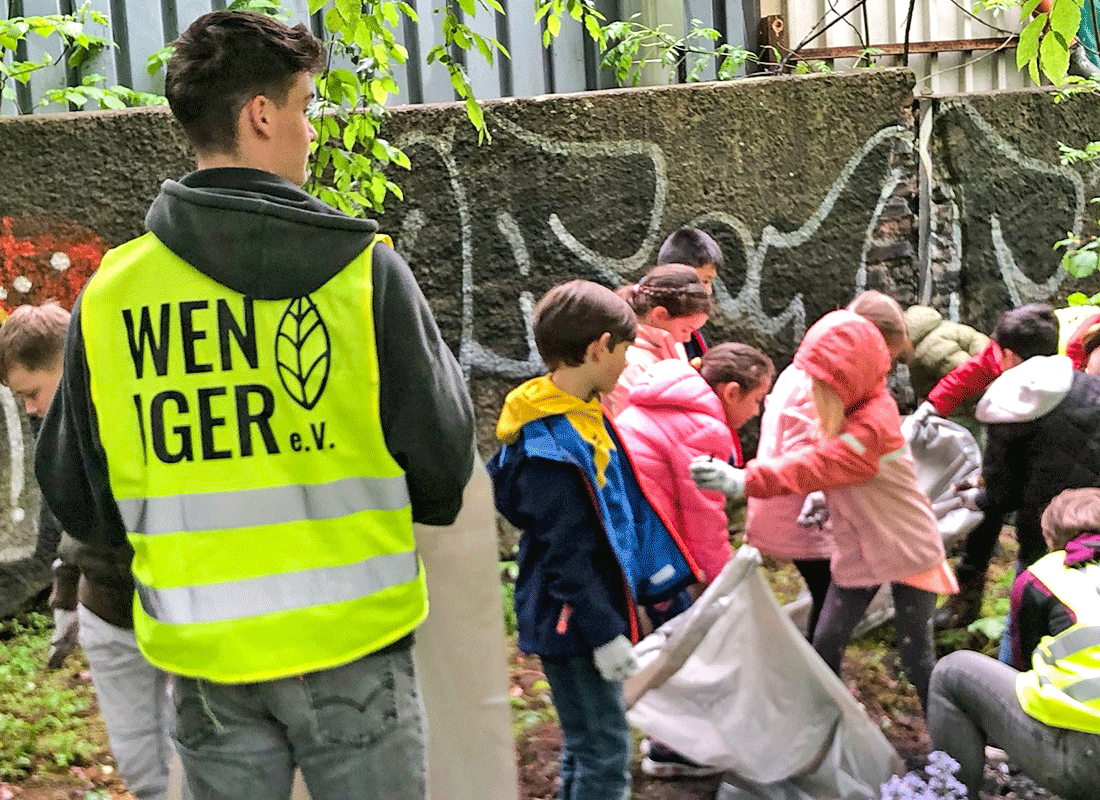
[{"x1": 275, "y1": 295, "x2": 331, "y2": 410}]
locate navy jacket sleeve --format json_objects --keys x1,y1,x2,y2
[
  {"x1": 372, "y1": 244, "x2": 476, "y2": 526},
  {"x1": 34, "y1": 295, "x2": 128, "y2": 548},
  {"x1": 503, "y1": 458, "x2": 627, "y2": 650}
]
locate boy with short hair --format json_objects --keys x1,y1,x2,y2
[
  {"x1": 489, "y1": 280, "x2": 700, "y2": 800},
  {"x1": 914, "y1": 304, "x2": 1078, "y2": 631},
  {"x1": 0, "y1": 304, "x2": 175, "y2": 800},
  {"x1": 657, "y1": 227, "x2": 723, "y2": 360}
]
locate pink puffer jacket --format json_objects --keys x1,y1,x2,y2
[
  {"x1": 745, "y1": 364, "x2": 835, "y2": 561},
  {"x1": 615, "y1": 360, "x2": 734, "y2": 583},
  {"x1": 605, "y1": 323, "x2": 687, "y2": 418},
  {"x1": 744, "y1": 311, "x2": 945, "y2": 588}
]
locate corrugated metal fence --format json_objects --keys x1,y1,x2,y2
[
  {"x1": 2, "y1": 0, "x2": 758, "y2": 115},
  {"x1": 783, "y1": 0, "x2": 1029, "y2": 94}
]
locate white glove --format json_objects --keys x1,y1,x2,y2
[
  {"x1": 47, "y1": 608, "x2": 79, "y2": 669},
  {"x1": 592, "y1": 635, "x2": 639, "y2": 682},
  {"x1": 797, "y1": 492, "x2": 829, "y2": 528},
  {"x1": 689, "y1": 455, "x2": 746, "y2": 500},
  {"x1": 911, "y1": 401, "x2": 938, "y2": 427}
]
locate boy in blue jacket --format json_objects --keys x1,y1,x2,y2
[{"x1": 489, "y1": 279, "x2": 701, "y2": 800}]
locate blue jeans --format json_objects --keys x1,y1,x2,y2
[
  {"x1": 540, "y1": 653, "x2": 631, "y2": 800},
  {"x1": 171, "y1": 642, "x2": 425, "y2": 800}
]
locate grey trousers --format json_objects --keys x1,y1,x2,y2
[
  {"x1": 172, "y1": 644, "x2": 426, "y2": 800},
  {"x1": 78, "y1": 604, "x2": 181, "y2": 800},
  {"x1": 928, "y1": 649, "x2": 1100, "y2": 800}
]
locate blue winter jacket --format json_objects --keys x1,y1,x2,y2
[{"x1": 489, "y1": 413, "x2": 699, "y2": 657}]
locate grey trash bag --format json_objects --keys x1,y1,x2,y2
[{"x1": 625, "y1": 545, "x2": 903, "y2": 800}]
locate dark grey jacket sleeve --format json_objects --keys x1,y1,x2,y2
[
  {"x1": 372, "y1": 243, "x2": 476, "y2": 526},
  {"x1": 34, "y1": 295, "x2": 128, "y2": 547}
]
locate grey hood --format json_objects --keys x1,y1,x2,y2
[
  {"x1": 145, "y1": 167, "x2": 377, "y2": 300},
  {"x1": 976, "y1": 354, "x2": 1075, "y2": 424}
]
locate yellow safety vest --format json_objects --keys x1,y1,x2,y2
[
  {"x1": 1016, "y1": 549, "x2": 1100, "y2": 733},
  {"x1": 80, "y1": 232, "x2": 427, "y2": 683}
]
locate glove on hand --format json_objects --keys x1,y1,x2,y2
[
  {"x1": 690, "y1": 455, "x2": 746, "y2": 500},
  {"x1": 951, "y1": 476, "x2": 984, "y2": 512},
  {"x1": 910, "y1": 401, "x2": 938, "y2": 428},
  {"x1": 907, "y1": 401, "x2": 941, "y2": 449},
  {"x1": 593, "y1": 635, "x2": 639, "y2": 682},
  {"x1": 797, "y1": 492, "x2": 829, "y2": 528},
  {"x1": 47, "y1": 609, "x2": 79, "y2": 669}
]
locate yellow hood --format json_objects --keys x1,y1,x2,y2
[{"x1": 497, "y1": 375, "x2": 615, "y2": 486}]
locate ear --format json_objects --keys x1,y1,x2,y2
[
  {"x1": 242, "y1": 94, "x2": 274, "y2": 141},
  {"x1": 587, "y1": 332, "x2": 612, "y2": 362},
  {"x1": 649, "y1": 306, "x2": 670, "y2": 324},
  {"x1": 721, "y1": 381, "x2": 742, "y2": 402}
]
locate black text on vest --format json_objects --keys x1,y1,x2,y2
[{"x1": 123, "y1": 299, "x2": 280, "y2": 463}]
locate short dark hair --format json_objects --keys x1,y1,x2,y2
[
  {"x1": 166, "y1": 11, "x2": 325, "y2": 154},
  {"x1": 0, "y1": 302, "x2": 70, "y2": 382},
  {"x1": 533, "y1": 280, "x2": 637, "y2": 370},
  {"x1": 993, "y1": 303, "x2": 1059, "y2": 360},
  {"x1": 657, "y1": 227, "x2": 724, "y2": 270},
  {"x1": 699, "y1": 343, "x2": 774, "y2": 393},
  {"x1": 621, "y1": 264, "x2": 711, "y2": 319}
]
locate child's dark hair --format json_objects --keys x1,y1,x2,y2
[
  {"x1": 657, "y1": 227, "x2": 724, "y2": 270},
  {"x1": 166, "y1": 12, "x2": 325, "y2": 154},
  {"x1": 699, "y1": 343, "x2": 774, "y2": 393},
  {"x1": 0, "y1": 302, "x2": 70, "y2": 383},
  {"x1": 621, "y1": 264, "x2": 711, "y2": 319},
  {"x1": 533, "y1": 280, "x2": 637, "y2": 370},
  {"x1": 993, "y1": 303, "x2": 1059, "y2": 360}
]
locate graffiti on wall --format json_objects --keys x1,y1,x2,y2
[{"x1": 0, "y1": 217, "x2": 107, "y2": 314}]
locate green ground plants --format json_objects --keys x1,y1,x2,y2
[{"x1": 0, "y1": 610, "x2": 101, "y2": 780}]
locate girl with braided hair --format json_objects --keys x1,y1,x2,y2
[{"x1": 604, "y1": 264, "x2": 710, "y2": 417}]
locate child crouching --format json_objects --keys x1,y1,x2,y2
[{"x1": 488, "y1": 280, "x2": 701, "y2": 800}]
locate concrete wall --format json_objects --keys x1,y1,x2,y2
[{"x1": 1, "y1": 68, "x2": 1099, "y2": 572}]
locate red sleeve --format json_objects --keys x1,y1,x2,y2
[
  {"x1": 1066, "y1": 312, "x2": 1100, "y2": 370},
  {"x1": 744, "y1": 422, "x2": 885, "y2": 498},
  {"x1": 927, "y1": 339, "x2": 1002, "y2": 416}
]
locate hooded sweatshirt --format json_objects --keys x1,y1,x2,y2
[
  {"x1": 34, "y1": 168, "x2": 475, "y2": 604},
  {"x1": 744, "y1": 311, "x2": 949, "y2": 588},
  {"x1": 489, "y1": 375, "x2": 700, "y2": 656},
  {"x1": 975, "y1": 355, "x2": 1100, "y2": 568},
  {"x1": 605, "y1": 322, "x2": 688, "y2": 417},
  {"x1": 614, "y1": 360, "x2": 734, "y2": 582}
]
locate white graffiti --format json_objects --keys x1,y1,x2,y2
[{"x1": 394, "y1": 101, "x2": 1085, "y2": 380}]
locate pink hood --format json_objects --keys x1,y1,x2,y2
[
  {"x1": 747, "y1": 311, "x2": 945, "y2": 586},
  {"x1": 615, "y1": 360, "x2": 734, "y2": 582}
]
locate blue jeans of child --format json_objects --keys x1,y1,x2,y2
[
  {"x1": 540, "y1": 653, "x2": 631, "y2": 800},
  {"x1": 171, "y1": 642, "x2": 425, "y2": 800}
]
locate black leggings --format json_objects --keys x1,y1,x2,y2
[
  {"x1": 793, "y1": 558, "x2": 832, "y2": 640},
  {"x1": 812, "y1": 581, "x2": 938, "y2": 711}
]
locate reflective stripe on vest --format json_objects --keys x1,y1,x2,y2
[
  {"x1": 116, "y1": 475, "x2": 410, "y2": 535},
  {"x1": 80, "y1": 233, "x2": 427, "y2": 683},
  {"x1": 1016, "y1": 551, "x2": 1100, "y2": 733},
  {"x1": 136, "y1": 550, "x2": 418, "y2": 624}
]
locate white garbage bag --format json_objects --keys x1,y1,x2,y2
[{"x1": 626, "y1": 545, "x2": 903, "y2": 800}]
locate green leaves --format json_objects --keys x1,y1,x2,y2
[{"x1": 1014, "y1": 0, "x2": 1083, "y2": 85}]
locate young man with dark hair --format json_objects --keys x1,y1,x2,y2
[
  {"x1": 489, "y1": 280, "x2": 700, "y2": 800},
  {"x1": 35, "y1": 11, "x2": 474, "y2": 800},
  {"x1": 656, "y1": 227, "x2": 723, "y2": 360}
]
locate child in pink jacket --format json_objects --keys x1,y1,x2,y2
[
  {"x1": 616, "y1": 343, "x2": 775, "y2": 584},
  {"x1": 605, "y1": 264, "x2": 710, "y2": 417},
  {"x1": 747, "y1": 291, "x2": 916, "y2": 640},
  {"x1": 692, "y1": 310, "x2": 956, "y2": 711}
]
